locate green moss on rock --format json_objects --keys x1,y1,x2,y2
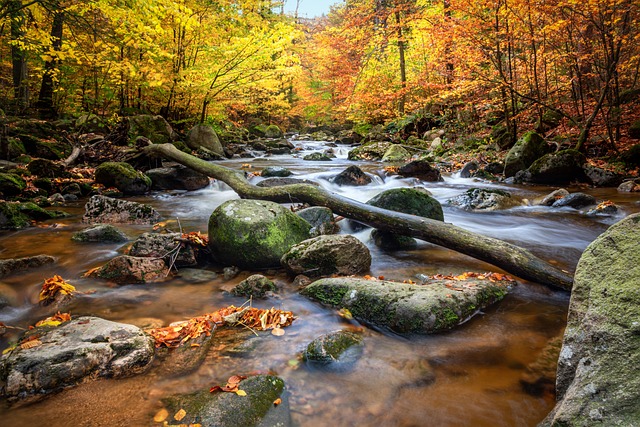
[{"x1": 94, "y1": 162, "x2": 151, "y2": 195}]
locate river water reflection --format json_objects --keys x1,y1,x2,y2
[{"x1": 1, "y1": 139, "x2": 638, "y2": 426}]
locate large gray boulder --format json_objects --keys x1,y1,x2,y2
[
  {"x1": 82, "y1": 195, "x2": 161, "y2": 224},
  {"x1": 0, "y1": 316, "x2": 154, "y2": 402},
  {"x1": 541, "y1": 213, "x2": 640, "y2": 426},
  {"x1": 397, "y1": 159, "x2": 443, "y2": 182},
  {"x1": 281, "y1": 234, "x2": 371, "y2": 277},
  {"x1": 161, "y1": 375, "x2": 290, "y2": 427},
  {"x1": 302, "y1": 275, "x2": 514, "y2": 334},
  {"x1": 186, "y1": 124, "x2": 224, "y2": 156},
  {"x1": 129, "y1": 232, "x2": 196, "y2": 267},
  {"x1": 208, "y1": 200, "x2": 311, "y2": 269},
  {"x1": 90, "y1": 255, "x2": 170, "y2": 284},
  {"x1": 367, "y1": 187, "x2": 443, "y2": 250},
  {"x1": 146, "y1": 164, "x2": 210, "y2": 191},
  {"x1": 94, "y1": 162, "x2": 152, "y2": 195},
  {"x1": 503, "y1": 131, "x2": 551, "y2": 177},
  {"x1": 448, "y1": 188, "x2": 520, "y2": 211},
  {"x1": 517, "y1": 149, "x2": 588, "y2": 185}
]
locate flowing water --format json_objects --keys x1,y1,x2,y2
[{"x1": 1, "y1": 139, "x2": 639, "y2": 426}]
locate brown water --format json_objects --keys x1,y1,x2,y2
[{"x1": 1, "y1": 141, "x2": 639, "y2": 426}]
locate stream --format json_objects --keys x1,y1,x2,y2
[{"x1": 1, "y1": 139, "x2": 639, "y2": 426}]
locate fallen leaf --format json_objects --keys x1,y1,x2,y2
[
  {"x1": 273, "y1": 398, "x2": 282, "y2": 406},
  {"x1": 35, "y1": 312, "x2": 72, "y2": 328},
  {"x1": 271, "y1": 327, "x2": 285, "y2": 336},
  {"x1": 20, "y1": 339, "x2": 42, "y2": 349},
  {"x1": 174, "y1": 408, "x2": 187, "y2": 421},
  {"x1": 235, "y1": 390, "x2": 247, "y2": 396},
  {"x1": 153, "y1": 408, "x2": 169, "y2": 422}
]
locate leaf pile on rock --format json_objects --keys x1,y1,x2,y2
[
  {"x1": 148, "y1": 305, "x2": 295, "y2": 348},
  {"x1": 209, "y1": 374, "x2": 248, "y2": 396},
  {"x1": 34, "y1": 312, "x2": 72, "y2": 328},
  {"x1": 429, "y1": 271, "x2": 513, "y2": 283},
  {"x1": 181, "y1": 231, "x2": 209, "y2": 247},
  {"x1": 39, "y1": 275, "x2": 76, "y2": 305}
]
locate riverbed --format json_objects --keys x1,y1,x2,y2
[{"x1": 1, "y1": 139, "x2": 638, "y2": 426}]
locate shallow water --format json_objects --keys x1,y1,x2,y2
[{"x1": 1, "y1": 139, "x2": 639, "y2": 426}]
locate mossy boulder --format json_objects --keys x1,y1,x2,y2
[
  {"x1": 0, "y1": 173, "x2": 26, "y2": 198},
  {"x1": 333, "y1": 165, "x2": 372, "y2": 186},
  {"x1": 518, "y1": 149, "x2": 588, "y2": 184},
  {"x1": 367, "y1": 188, "x2": 443, "y2": 250},
  {"x1": 231, "y1": 274, "x2": 276, "y2": 298},
  {"x1": 265, "y1": 124, "x2": 283, "y2": 138},
  {"x1": 94, "y1": 161, "x2": 152, "y2": 195},
  {"x1": 303, "y1": 152, "x2": 332, "y2": 161},
  {"x1": 281, "y1": 234, "x2": 371, "y2": 277},
  {"x1": 71, "y1": 224, "x2": 129, "y2": 243},
  {"x1": 208, "y1": 200, "x2": 311, "y2": 269},
  {"x1": 348, "y1": 141, "x2": 393, "y2": 161},
  {"x1": 127, "y1": 115, "x2": 176, "y2": 145},
  {"x1": 503, "y1": 131, "x2": 551, "y2": 177},
  {"x1": 0, "y1": 201, "x2": 67, "y2": 229},
  {"x1": 27, "y1": 158, "x2": 67, "y2": 178},
  {"x1": 448, "y1": 188, "x2": 519, "y2": 211},
  {"x1": 541, "y1": 213, "x2": 640, "y2": 426},
  {"x1": 260, "y1": 166, "x2": 292, "y2": 178},
  {"x1": 186, "y1": 124, "x2": 224, "y2": 156},
  {"x1": 301, "y1": 276, "x2": 514, "y2": 334},
  {"x1": 618, "y1": 143, "x2": 640, "y2": 167},
  {"x1": 161, "y1": 375, "x2": 290, "y2": 427},
  {"x1": 303, "y1": 330, "x2": 364, "y2": 369},
  {"x1": 382, "y1": 144, "x2": 412, "y2": 162}
]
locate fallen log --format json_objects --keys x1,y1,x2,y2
[{"x1": 143, "y1": 143, "x2": 574, "y2": 290}]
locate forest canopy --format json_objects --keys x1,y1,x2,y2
[{"x1": 1, "y1": 0, "x2": 638, "y2": 146}]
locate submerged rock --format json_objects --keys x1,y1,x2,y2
[
  {"x1": 257, "y1": 177, "x2": 318, "y2": 187},
  {"x1": 91, "y1": 255, "x2": 170, "y2": 284},
  {"x1": 82, "y1": 195, "x2": 161, "y2": 224},
  {"x1": 208, "y1": 200, "x2": 311, "y2": 269},
  {"x1": 260, "y1": 166, "x2": 292, "y2": 178},
  {"x1": 534, "y1": 189, "x2": 570, "y2": 206},
  {"x1": 161, "y1": 375, "x2": 290, "y2": 427},
  {"x1": 281, "y1": 234, "x2": 371, "y2": 277},
  {"x1": 302, "y1": 276, "x2": 514, "y2": 334},
  {"x1": 71, "y1": 224, "x2": 129, "y2": 243},
  {"x1": 303, "y1": 330, "x2": 364, "y2": 370},
  {"x1": 551, "y1": 192, "x2": 596, "y2": 209},
  {"x1": 0, "y1": 316, "x2": 154, "y2": 403},
  {"x1": 542, "y1": 213, "x2": 640, "y2": 426},
  {"x1": 0, "y1": 255, "x2": 55, "y2": 278},
  {"x1": 231, "y1": 274, "x2": 276, "y2": 298},
  {"x1": 520, "y1": 336, "x2": 562, "y2": 397}
]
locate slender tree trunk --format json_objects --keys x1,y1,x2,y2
[
  {"x1": 444, "y1": 0, "x2": 454, "y2": 85},
  {"x1": 142, "y1": 143, "x2": 574, "y2": 291},
  {"x1": 10, "y1": 0, "x2": 28, "y2": 110},
  {"x1": 37, "y1": 8, "x2": 64, "y2": 118},
  {"x1": 395, "y1": 9, "x2": 407, "y2": 116}
]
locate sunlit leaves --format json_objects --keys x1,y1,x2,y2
[{"x1": 39, "y1": 275, "x2": 76, "y2": 306}]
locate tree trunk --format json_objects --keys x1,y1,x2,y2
[
  {"x1": 10, "y1": 0, "x2": 28, "y2": 110},
  {"x1": 37, "y1": 8, "x2": 64, "y2": 118},
  {"x1": 142, "y1": 143, "x2": 574, "y2": 291},
  {"x1": 395, "y1": 9, "x2": 407, "y2": 116}
]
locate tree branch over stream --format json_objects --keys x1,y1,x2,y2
[{"x1": 143, "y1": 143, "x2": 574, "y2": 291}]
